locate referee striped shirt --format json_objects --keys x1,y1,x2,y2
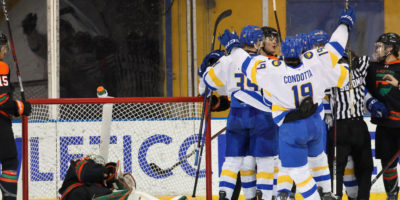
[{"x1": 326, "y1": 56, "x2": 370, "y2": 119}]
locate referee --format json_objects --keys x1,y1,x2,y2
[{"x1": 326, "y1": 55, "x2": 386, "y2": 200}]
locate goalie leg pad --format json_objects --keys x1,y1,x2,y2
[
  {"x1": 94, "y1": 189, "x2": 132, "y2": 200},
  {"x1": 240, "y1": 156, "x2": 256, "y2": 199}
]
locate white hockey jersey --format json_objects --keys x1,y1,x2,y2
[
  {"x1": 237, "y1": 24, "x2": 350, "y2": 125},
  {"x1": 199, "y1": 54, "x2": 277, "y2": 112}
]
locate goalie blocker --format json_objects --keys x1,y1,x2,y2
[{"x1": 59, "y1": 156, "x2": 134, "y2": 200}]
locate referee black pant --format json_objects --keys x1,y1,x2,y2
[{"x1": 327, "y1": 117, "x2": 373, "y2": 199}]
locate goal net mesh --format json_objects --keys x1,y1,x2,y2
[{"x1": 24, "y1": 97, "x2": 212, "y2": 199}]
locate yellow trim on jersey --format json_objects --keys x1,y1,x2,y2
[
  {"x1": 220, "y1": 169, "x2": 237, "y2": 179},
  {"x1": 277, "y1": 175, "x2": 294, "y2": 184},
  {"x1": 272, "y1": 104, "x2": 290, "y2": 112},
  {"x1": 263, "y1": 89, "x2": 272, "y2": 97},
  {"x1": 344, "y1": 168, "x2": 355, "y2": 175},
  {"x1": 312, "y1": 165, "x2": 329, "y2": 172},
  {"x1": 240, "y1": 170, "x2": 255, "y2": 177},
  {"x1": 251, "y1": 60, "x2": 263, "y2": 86},
  {"x1": 336, "y1": 64, "x2": 348, "y2": 87},
  {"x1": 329, "y1": 52, "x2": 339, "y2": 68},
  {"x1": 208, "y1": 68, "x2": 224, "y2": 87},
  {"x1": 256, "y1": 172, "x2": 274, "y2": 180},
  {"x1": 297, "y1": 175, "x2": 313, "y2": 187}
]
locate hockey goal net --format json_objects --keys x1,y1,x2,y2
[{"x1": 20, "y1": 97, "x2": 214, "y2": 200}]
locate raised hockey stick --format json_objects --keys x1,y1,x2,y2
[
  {"x1": 1, "y1": 0, "x2": 25, "y2": 101},
  {"x1": 371, "y1": 149, "x2": 400, "y2": 186},
  {"x1": 149, "y1": 126, "x2": 226, "y2": 176},
  {"x1": 194, "y1": 9, "x2": 232, "y2": 166},
  {"x1": 272, "y1": 0, "x2": 282, "y2": 43},
  {"x1": 345, "y1": 0, "x2": 355, "y2": 116}
]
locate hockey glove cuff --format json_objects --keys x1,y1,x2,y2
[
  {"x1": 218, "y1": 29, "x2": 241, "y2": 54},
  {"x1": 366, "y1": 97, "x2": 388, "y2": 118},
  {"x1": 338, "y1": 5, "x2": 356, "y2": 31},
  {"x1": 198, "y1": 50, "x2": 225, "y2": 77}
]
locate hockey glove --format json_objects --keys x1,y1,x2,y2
[
  {"x1": 324, "y1": 113, "x2": 334, "y2": 130},
  {"x1": 22, "y1": 13, "x2": 37, "y2": 35},
  {"x1": 104, "y1": 162, "x2": 117, "y2": 188},
  {"x1": 198, "y1": 50, "x2": 225, "y2": 77},
  {"x1": 366, "y1": 97, "x2": 388, "y2": 118},
  {"x1": 338, "y1": 5, "x2": 356, "y2": 31},
  {"x1": 284, "y1": 97, "x2": 318, "y2": 123},
  {"x1": 0, "y1": 99, "x2": 31, "y2": 116},
  {"x1": 210, "y1": 95, "x2": 230, "y2": 112},
  {"x1": 218, "y1": 29, "x2": 241, "y2": 54}
]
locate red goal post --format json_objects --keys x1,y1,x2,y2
[{"x1": 21, "y1": 97, "x2": 213, "y2": 200}]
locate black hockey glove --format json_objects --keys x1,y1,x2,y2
[
  {"x1": 22, "y1": 13, "x2": 37, "y2": 35},
  {"x1": 210, "y1": 95, "x2": 230, "y2": 112},
  {"x1": 284, "y1": 97, "x2": 318, "y2": 123},
  {"x1": 104, "y1": 162, "x2": 117, "y2": 188}
]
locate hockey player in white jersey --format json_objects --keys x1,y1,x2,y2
[
  {"x1": 199, "y1": 25, "x2": 279, "y2": 200},
  {"x1": 217, "y1": 5, "x2": 355, "y2": 200}
]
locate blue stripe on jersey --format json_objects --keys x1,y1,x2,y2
[
  {"x1": 314, "y1": 174, "x2": 330, "y2": 182},
  {"x1": 329, "y1": 41, "x2": 345, "y2": 56},
  {"x1": 257, "y1": 184, "x2": 273, "y2": 190},
  {"x1": 219, "y1": 181, "x2": 236, "y2": 189},
  {"x1": 203, "y1": 71, "x2": 218, "y2": 91},
  {"x1": 241, "y1": 90, "x2": 272, "y2": 108},
  {"x1": 242, "y1": 56, "x2": 252, "y2": 77},
  {"x1": 302, "y1": 184, "x2": 318, "y2": 198},
  {"x1": 273, "y1": 110, "x2": 290, "y2": 124},
  {"x1": 242, "y1": 181, "x2": 257, "y2": 188}
]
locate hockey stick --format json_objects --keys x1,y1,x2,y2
[
  {"x1": 194, "y1": 9, "x2": 232, "y2": 166},
  {"x1": 97, "y1": 87, "x2": 113, "y2": 162},
  {"x1": 149, "y1": 126, "x2": 226, "y2": 176},
  {"x1": 272, "y1": 0, "x2": 282, "y2": 44},
  {"x1": 1, "y1": 0, "x2": 25, "y2": 101},
  {"x1": 345, "y1": 0, "x2": 355, "y2": 117},
  {"x1": 371, "y1": 149, "x2": 400, "y2": 186},
  {"x1": 192, "y1": 98, "x2": 213, "y2": 197},
  {"x1": 332, "y1": 87, "x2": 339, "y2": 198}
]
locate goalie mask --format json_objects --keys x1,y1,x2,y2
[{"x1": 373, "y1": 33, "x2": 400, "y2": 62}]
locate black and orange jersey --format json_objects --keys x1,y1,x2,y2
[
  {"x1": 0, "y1": 60, "x2": 13, "y2": 118},
  {"x1": 366, "y1": 59, "x2": 400, "y2": 128}
]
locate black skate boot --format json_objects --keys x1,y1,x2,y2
[{"x1": 219, "y1": 191, "x2": 228, "y2": 200}]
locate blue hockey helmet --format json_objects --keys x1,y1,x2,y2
[
  {"x1": 240, "y1": 25, "x2": 264, "y2": 46},
  {"x1": 281, "y1": 36, "x2": 303, "y2": 59},
  {"x1": 297, "y1": 33, "x2": 313, "y2": 52},
  {"x1": 310, "y1": 30, "x2": 329, "y2": 47}
]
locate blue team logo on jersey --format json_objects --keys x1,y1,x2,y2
[
  {"x1": 272, "y1": 60, "x2": 282, "y2": 67},
  {"x1": 304, "y1": 52, "x2": 313, "y2": 59}
]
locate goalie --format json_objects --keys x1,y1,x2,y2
[{"x1": 59, "y1": 155, "x2": 135, "y2": 200}]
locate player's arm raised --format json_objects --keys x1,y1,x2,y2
[{"x1": 319, "y1": 5, "x2": 356, "y2": 88}]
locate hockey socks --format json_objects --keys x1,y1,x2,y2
[
  {"x1": 219, "y1": 157, "x2": 243, "y2": 199},
  {"x1": 308, "y1": 153, "x2": 331, "y2": 193},
  {"x1": 343, "y1": 156, "x2": 358, "y2": 199},
  {"x1": 240, "y1": 156, "x2": 256, "y2": 199},
  {"x1": 285, "y1": 164, "x2": 320, "y2": 200},
  {"x1": 383, "y1": 166, "x2": 399, "y2": 196},
  {"x1": 255, "y1": 157, "x2": 275, "y2": 200},
  {"x1": 0, "y1": 170, "x2": 18, "y2": 200}
]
